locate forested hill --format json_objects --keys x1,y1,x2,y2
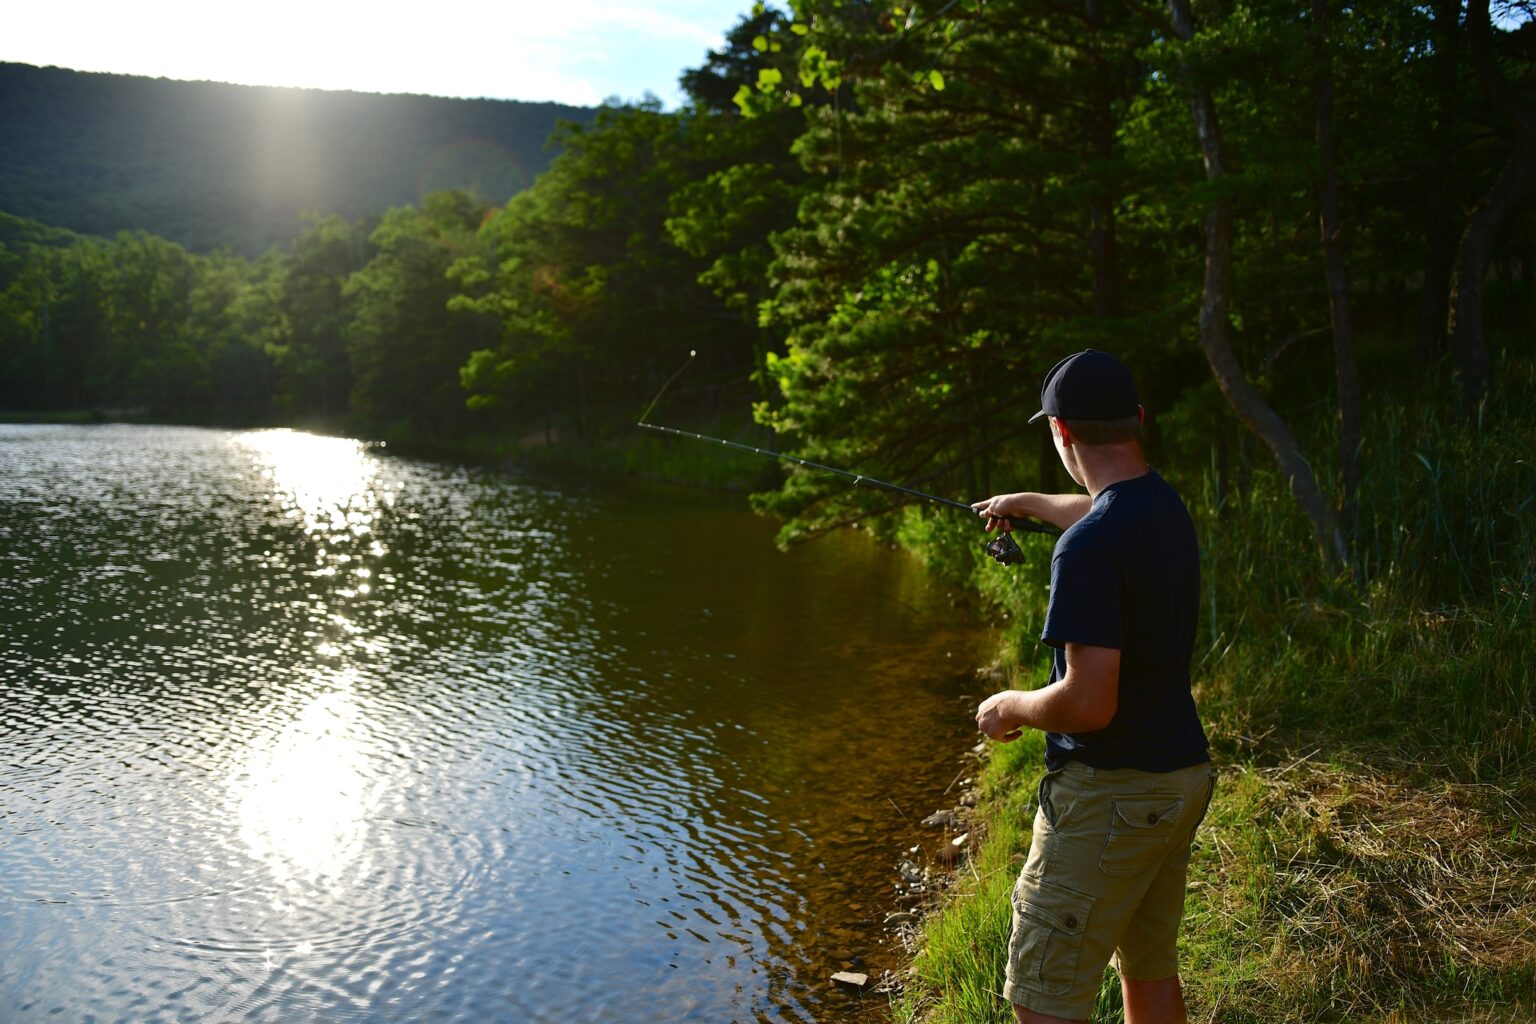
[{"x1": 0, "y1": 63, "x2": 594, "y2": 254}]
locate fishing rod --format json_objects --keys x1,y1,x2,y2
[{"x1": 636, "y1": 352, "x2": 1060, "y2": 564}]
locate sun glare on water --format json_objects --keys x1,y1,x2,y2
[
  {"x1": 235, "y1": 429, "x2": 384, "y2": 543},
  {"x1": 228, "y1": 685, "x2": 382, "y2": 887},
  {"x1": 223, "y1": 430, "x2": 393, "y2": 889}
]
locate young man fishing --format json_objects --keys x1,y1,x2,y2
[{"x1": 971, "y1": 349, "x2": 1213, "y2": 1024}]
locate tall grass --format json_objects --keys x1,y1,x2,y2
[{"x1": 1189, "y1": 368, "x2": 1535, "y2": 780}]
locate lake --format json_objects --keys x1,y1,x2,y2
[{"x1": 0, "y1": 424, "x2": 990, "y2": 1023}]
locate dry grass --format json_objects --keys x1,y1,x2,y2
[{"x1": 1185, "y1": 755, "x2": 1536, "y2": 1022}]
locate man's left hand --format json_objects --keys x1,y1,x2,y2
[{"x1": 976, "y1": 691, "x2": 1026, "y2": 742}]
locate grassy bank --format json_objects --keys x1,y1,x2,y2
[{"x1": 887, "y1": 364, "x2": 1535, "y2": 1022}]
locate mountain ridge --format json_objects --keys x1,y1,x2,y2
[{"x1": 0, "y1": 62, "x2": 595, "y2": 254}]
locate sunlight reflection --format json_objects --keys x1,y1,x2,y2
[
  {"x1": 234, "y1": 429, "x2": 386, "y2": 544},
  {"x1": 224, "y1": 432, "x2": 395, "y2": 890},
  {"x1": 229, "y1": 684, "x2": 381, "y2": 888}
]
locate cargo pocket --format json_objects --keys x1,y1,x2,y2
[
  {"x1": 1036, "y1": 769, "x2": 1061, "y2": 830},
  {"x1": 1035, "y1": 768, "x2": 1074, "y2": 832},
  {"x1": 1098, "y1": 795, "x2": 1184, "y2": 877},
  {"x1": 1007, "y1": 874, "x2": 1093, "y2": 998}
]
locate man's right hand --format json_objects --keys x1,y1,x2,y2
[
  {"x1": 971, "y1": 492, "x2": 1031, "y2": 533},
  {"x1": 972, "y1": 491, "x2": 1093, "y2": 533}
]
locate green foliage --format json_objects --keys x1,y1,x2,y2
[
  {"x1": 1190, "y1": 368, "x2": 1536, "y2": 769},
  {"x1": 269, "y1": 214, "x2": 368, "y2": 421},
  {"x1": 749, "y1": 0, "x2": 1534, "y2": 566},
  {"x1": 682, "y1": 7, "x2": 799, "y2": 115},
  {"x1": 755, "y1": 0, "x2": 1175, "y2": 543},
  {"x1": 345, "y1": 192, "x2": 498, "y2": 440},
  {"x1": 452, "y1": 96, "x2": 789, "y2": 447}
]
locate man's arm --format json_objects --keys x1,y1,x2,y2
[
  {"x1": 971, "y1": 491, "x2": 1093, "y2": 533},
  {"x1": 975, "y1": 643, "x2": 1120, "y2": 741}
]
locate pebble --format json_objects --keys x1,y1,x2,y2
[{"x1": 832, "y1": 971, "x2": 870, "y2": 988}]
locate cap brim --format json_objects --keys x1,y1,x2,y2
[{"x1": 1028, "y1": 409, "x2": 1049, "y2": 424}]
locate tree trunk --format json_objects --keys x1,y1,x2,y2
[
  {"x1": 1086, "y1": 0, "x2": 1121, "y2": 319},
  {"x1": 1448, "y1": 153, "x2": 1534, "y2": 401},
  {"x1": 1313, "y1": 0, "x2": 1362, "y2": 544},
  {"x1": 1089, "y1": 195, "x2": 1119, "y2": 319},
  {"x1": 1447, "y1": 0, "x2": 1536, "y2": 403},
  {"x1": 1417, "y1": 216, "x2": 1458, "y2": 365},
  {"x1": 1415, "y1": 0, "x2": 1462, "y2": 369},
  {"x1": 1166, "y1": 0, "x2": 1348, "y2": 570}
]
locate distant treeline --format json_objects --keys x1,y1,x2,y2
[
  {"x1": 2, "y1": 0, "x2": 1533, "y2": 579},
  {"x1": 0, "y1": 63, "x2": 592, "y2": 254}
]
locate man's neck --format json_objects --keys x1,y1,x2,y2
[{"x1": 1076, "y1": 445, "x2": 1150, "y2": 498}]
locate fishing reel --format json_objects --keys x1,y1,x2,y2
[{"x1": 983, "y1": 531, "x2": 1026, "y2": 566}]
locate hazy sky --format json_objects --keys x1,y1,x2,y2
[{"x1": 5, "y1": 0, "x2": 758, "y2": 107}]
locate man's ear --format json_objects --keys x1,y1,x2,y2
[{"x1": 1051, "y1": 416, "x2": 1074, "y2": 447}]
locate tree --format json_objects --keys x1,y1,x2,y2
[
  {"x1": 0, "y1": 237, "x2": 114, "y2": 410},
  {"x1": 1415, "y1": 0, "x2": 1470, "y2": 368},
  {"x1": 272, "y1": 214, "x2": 368, "y2": 420},
  {"x1": 1311, "y1": 0, "x2": 1363, "y2": 540},
  {"x1": 456, "y1": 103, "x2": 755, "y2": 442},
  {"x1": 1447, "y1": 0, "x2": 1536, "y2": 402},
  {"x1": 194, "y1": 249, "x2": 281, "y2": 425},
  {"x1": 102, "y1": 231, "x2": 203, "y2": 416},
  {"x1": 667, "y1": 9, "x2": 819, "y2": 401},
  {"x1": 751, "y1": 0, "x2": 1164, "y2": 541},
  {"x1": 1160, "y1": 0, "x2": 1348, "y2": 569},
  {"x1": 345, "y1": 191, "x2": 497, "y2": 441}
]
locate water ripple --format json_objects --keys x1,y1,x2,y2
[{"x1": 0, "y1": 424, "x2": 986, "y2": 1023}]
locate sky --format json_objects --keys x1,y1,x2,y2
[{"x1": 4, "y1": 0, "x2": 759, "y2": 108}]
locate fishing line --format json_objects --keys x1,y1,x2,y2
[
  {"x1": 635, "y1": 354, "x2": 1061, "y2": 556},
  {"x1": 637, "y1": 350, "x2": 698, "y2": 427}
]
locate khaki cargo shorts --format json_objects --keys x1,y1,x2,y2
[{"x1": 1003, "y1": 760, "x2": 1215, "y2": 1020}]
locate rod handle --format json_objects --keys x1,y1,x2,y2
[{"x1": 1003, "y1": 515, "x2": 1062, "y2": 537}]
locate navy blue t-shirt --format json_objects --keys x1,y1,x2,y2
[{"x1": 1040, "y1": 469, "x2": 1208, "y2": 772}]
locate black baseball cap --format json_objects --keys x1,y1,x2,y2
[{"x1": 1028, "y1": 349, "x2": 1140, "y2": 424}]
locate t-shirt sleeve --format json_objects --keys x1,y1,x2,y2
[{"x1": 1041, "y1": 541, "x2": 1123, "y2": 651}]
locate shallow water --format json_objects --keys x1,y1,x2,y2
[{"x1": 0, "y1": 424, "x2": 990, "y2": 1023}]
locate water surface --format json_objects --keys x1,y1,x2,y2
[{"x1": 0, "y1": 424, "x2": 989, "y2": 1023}]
